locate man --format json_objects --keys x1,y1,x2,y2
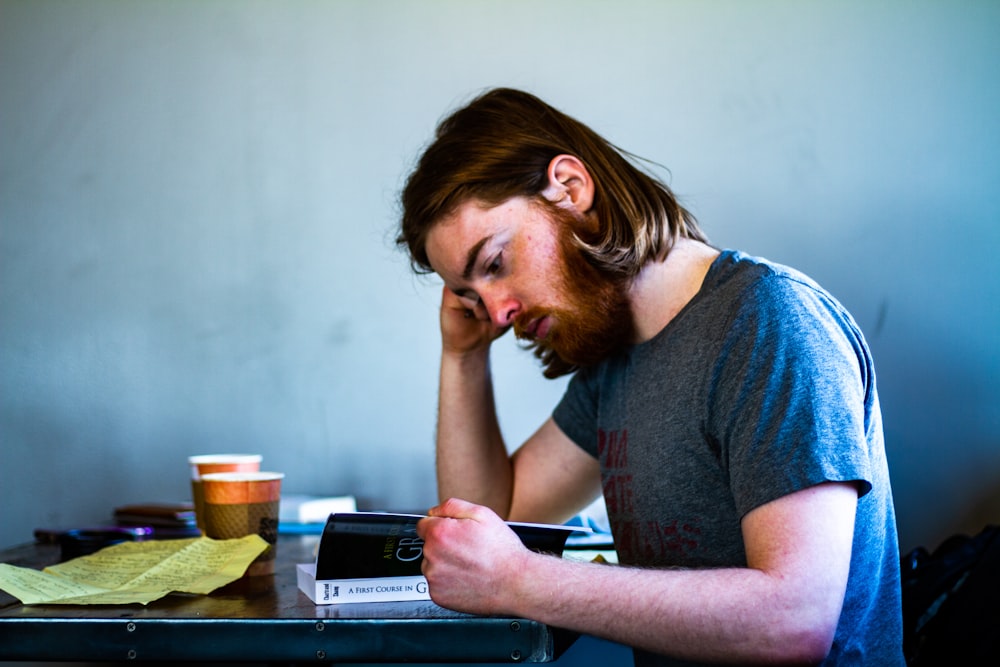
[{"x1": 397, "y1": 88, "x2": 903, "y2": 666}]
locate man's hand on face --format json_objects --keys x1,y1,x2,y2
[
  {"x1": 439, "y1": 286, "x2": 510, "y2": 356},
  {"x1": 416, "y1": 498, "x2": 532, "y2": 615}
]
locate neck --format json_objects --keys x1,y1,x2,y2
[{"x1": 627, "y1": 238, "x2": 720, "y2": 343}]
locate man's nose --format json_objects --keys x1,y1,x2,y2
[{"x1": 482, "y1": 291, "x2": 520, "y2": 329}]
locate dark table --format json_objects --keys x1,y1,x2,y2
[{"x1": 0, "y1": 534, "x2": 575, "y2": 663}]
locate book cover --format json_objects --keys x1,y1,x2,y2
[{"x1": 298, "y1": 512, "x2": 580, "y2": 605}]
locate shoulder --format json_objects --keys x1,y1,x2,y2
[
  {"x1": 710, "y1": 250, "x2": 825, "y2": 302},
  {"x1": 708, "y1": 251, "x2": 859, "y2": 338},
  {"x1": 702, "y1": 252, "x2": 873, "y2": 399}
]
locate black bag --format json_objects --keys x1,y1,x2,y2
[{"x1": 900, "y1": 524, "x2": 1000, "y2": 665}]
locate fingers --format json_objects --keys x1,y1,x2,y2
[
  {"x1": 439, "y1": 287, "x2": 506, "y2": 354},
  {"x1": 442, "y1": 286, "x2": 488, "y2": 323},
  {"x1": 426, "y1": 497, "x2": 486, "y2": 520},
  {"x1": 417, "y1": 501, "x2": 464, "y2": 551},
  {"x1": 419, "y1": 499, "x2": 499, "y2": 541}
]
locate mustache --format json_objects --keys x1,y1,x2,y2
[{"x1": 512, "y1": 310, "x2": 546, "y2": 341}]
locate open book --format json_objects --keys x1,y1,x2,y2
[{"x1": 297, "y1": 512, "x2": 581, "y2": 604}]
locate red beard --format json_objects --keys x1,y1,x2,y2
[{"x1": 516, "y1": 206, "x2": 635, "y2": 379}]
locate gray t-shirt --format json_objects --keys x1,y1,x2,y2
[{"x1": 553, "y1": 250, "x2": 903, "y2": 666}]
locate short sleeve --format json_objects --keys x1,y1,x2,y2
[
  {"x1": 709, "y1": 274, "x2": 876, "y2": 518},
  {"x1": 552, "y1": 366, "x2": 603, "y2": 457}
]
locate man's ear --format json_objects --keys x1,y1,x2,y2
[{"x1": 540, "y1": 154, "x2": 594, "y2": 215}]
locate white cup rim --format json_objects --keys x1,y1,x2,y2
[
  {"x1": 188, "y1": 454, "x2": 263, "y2": 465},
  {"x1": 199, "y1": 471, "x2": 284, "y2": 482}
]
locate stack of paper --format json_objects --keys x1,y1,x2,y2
[{"x1": 279, "y1": 494, "x2": 357, "y2": 524}]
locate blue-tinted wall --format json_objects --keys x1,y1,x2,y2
[{"x1": 2, "y1": 1, "x2": 998, "y2": 559}]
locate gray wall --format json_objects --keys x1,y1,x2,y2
[{"x1": 1, "y1": 0, "x2": 998, "y2": 555}]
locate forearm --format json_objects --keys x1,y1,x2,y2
[
  {"x1": 506, "y1": 554, "x2": 836, "y2": 665},
  {"x1": 436, "y1": 349, "x2": 513, "y2": 515},
  {"x1": 420, "y1": 487, "x2": 856, "y2": 664}
]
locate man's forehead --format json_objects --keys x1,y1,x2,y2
[
  {"x1": 430, "y1": 198, "x2": 499, "y2": 247},
  {"x1": 425, "y1": 207, "x2": 488, "y2": 281},
  {"x1": 441, "y1": 197, "x2": 502, "y2": 224}
]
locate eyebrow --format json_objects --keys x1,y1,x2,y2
[{"x1": 462, "y1": 236, "x2": 491, "y2": 281}]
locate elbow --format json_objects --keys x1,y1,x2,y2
[
  {"x1": 767, "y1": 614, "x2": 837, "y2": 665},
  {"x1": 745, "y1": 593, "x2": 839, "y2": 664},
  {"x1": 756, "y1": 575, "x2": 844, "y2": 664},
  {"x1": 784, "y1": 631, "x2": 835, "y2": 665}
]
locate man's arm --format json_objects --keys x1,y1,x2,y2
[
  {"x1": 418, "y1": 482, "x2": 858, "y2": 665},
  {"x1": 434, "y1": 286, "x2": 600, "y2": 521},
  {"x1": 435, "y1": 337, "x2": 511, "y2": 513}
]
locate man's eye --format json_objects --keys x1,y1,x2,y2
[{"x1": 486, "y1": 252, "x2": 503, "y2": 275}]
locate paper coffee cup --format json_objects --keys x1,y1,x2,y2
[
  {"x1": 189, "y1": 454, "x2": 263, "y2": 531},
  {"x1": 201, "y1": 471, "x2": 283, "y2": 576}
]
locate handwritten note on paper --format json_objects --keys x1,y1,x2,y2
[{"x1": 0, "y1": 535, "x2": 268, "y2": 605}]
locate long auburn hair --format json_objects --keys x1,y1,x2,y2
[{"x1": 397, "y1": 87, "x2": 707, "y2": 278}]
